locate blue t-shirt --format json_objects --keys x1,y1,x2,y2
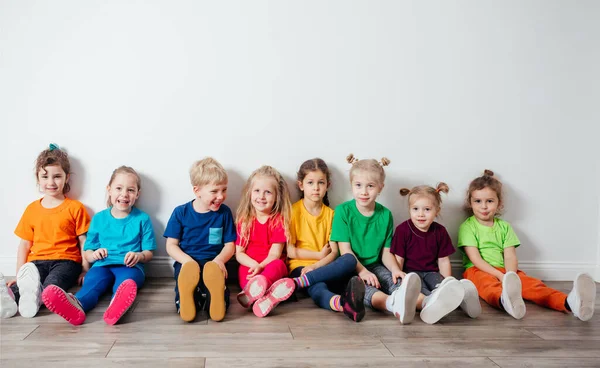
[
  {"x1": 163, "y1": 201, "x2": 237, "y2": 261},
  {"x1": 84, "y1": 207, "x2": 157, "y2": 273}
]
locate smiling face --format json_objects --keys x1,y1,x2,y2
[
  {"x1": 193, "y1": 181, "x2": 228, "y2": 213},
  {"x1": 250, "y1": 175, "x2": 278, "y2": 217},
  {"x1": 298, "y1": 170, "x2": 328, "y2": 206},
  {"x1": 409, "y1": 195, "x2": 439, "y2": 232},
  {"x1": 351, "y1": 170, "x2": 383, "y2": 212},
  {"x1": 107, "y1": 173, "x2": 140, "y2": 216},
  {"x1": 470, "y1": 187, "x2": 501, "y2": 226},
  {"x1": 37, "y1": 165, "x2": 69, "y2": 199}
]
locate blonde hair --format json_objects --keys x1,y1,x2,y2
[
  {"x1": 399, "y1": 182, "x2": 449, "y2": 210},
  {"x1": 106, "y1": 166, "x2": 141, "y2": 207},
  {"x1": 236, "y1": 166, "x2": 292, "y2": 247},
  {"x1": 465, "y1": 169, "x2": 503, "y2": 216},
  {"x1": 190, "y1": 157, "x2": 228, "y2": 187},
  {"x1": 346, "y1": 153, "x2": 390, "y2": 185}
]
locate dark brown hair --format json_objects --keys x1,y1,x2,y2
[
  {"x1": 465, "y1": 169, "x2": 503, "y2": 215},
  {"x1": 400, "y1": 182, "x2": 449, "y2": 209},
  {"x1": 297, "y1": 158, "x2": 331, "y2": 206},
  {"x1": 35, "y1": 144, "x2": 71, "y2": 194}
]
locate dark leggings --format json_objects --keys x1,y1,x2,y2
[
  {"x1": 290, "y1": 253, "x2": 356, "y2": 310},
  {"x1": 10, "y1": 260, "x2": 82, "y2": 303}
]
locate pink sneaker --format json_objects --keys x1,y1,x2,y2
[
  {"x1": 252, "y1": 278, "x2": 295, "y2": 318},
  {"x1": 237, "y1": 275, "x2": 268, "y2": 309},
  {"x1": 103, "y1": 279, "x2": 137, "y2": 325},
  {"x1": 42, "y1": 285, "x2": 86, "y2": 326}
]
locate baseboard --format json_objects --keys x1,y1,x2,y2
[
  {"x1": 1, "y1": 256, "x2": 598, "y2": 282},
  {"x1": 451, "y1": 260, "x2": 599, "y2": 282}
]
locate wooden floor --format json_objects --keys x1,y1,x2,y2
[{"x1": 1, "y1": 279, "x2": 599, "y2": 368}]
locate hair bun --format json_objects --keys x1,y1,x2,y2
[
  {"x1": 380, "y1": 157, "x2": 390, "y2": 167},
  {"x1": 346, "y1": 153, "x2": 358, "y2": 164},
  {"x1": 483, "y1": 169, "x2": 494, "y2": 177},
  {"x1": 399, "y1": 188, "x2": 411, "y2": 196}
]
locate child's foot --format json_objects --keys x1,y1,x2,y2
[
  {"x1": 501, "y1": 271, "x2": 526, "y2": 319},
  {"x1": 237, "y1": 275, "x2": 268, "y2": 309},
  {"x1": 42, "y1": 285, "x2": 86, "y2": 326},
  {"x1": 459, "y1": 279, "x2": 481, "y2": 318},
  {"x1": 17, "y1": 263, "x2": 42, "y2": 318},
  {"x1": 0, "y1": 273, "x2": 18, "y2": 319},
  {"x1": 341, "y1": 276, "x2": 366, "y2": 322},
  {"x1": 567, "y1": 272, "x2": 596, "y2": 321},
  {"x1": 252, "y1": 278, "x2": 295, "y2": 318},
  {"x1": 104, "y1": 279, "x2": 137, "y2": 325},
  {"x1": 178, "y1": 261, "x2": 200, "y2": 322},
  {"x1": 203, "y1": 261, "x2": 226, "y2": 322},
  {"x1": 389, "y1": 272, "x2": 421, "y2": 324},
  {"x1": 420, "y1": 279, "x2": 464, "y2": 324}
]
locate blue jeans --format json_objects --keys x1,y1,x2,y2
[
  {"x1": 75, "y1": 265, "x2": 145, "y2": 312},
  {"x1": 290, "y1": 253, "x2": 356, "y2": 310}
]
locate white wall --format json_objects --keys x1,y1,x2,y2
[{"x1": 1, "y1": 1, "x2": 598, "y2": 280}]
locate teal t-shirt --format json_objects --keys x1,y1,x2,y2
[
  {"x1": 330, "y1": 200, "x2": 394, "y2": 266},
  {"x1": 84, "y1": 207, "x2": 157, "y2": 273},
  {"x1": 457, "y1": 216, "x2": 520, "y2": 269}
]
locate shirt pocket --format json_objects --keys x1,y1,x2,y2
[{"x1": 209, "y1": 227, "x2": 223, "y2": 245}]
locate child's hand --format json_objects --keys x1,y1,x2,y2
[
  {"x1": 6, "y1": 280, "x2": 16, "y2": 287},
  {"x1": 319, "y1": 244, "x2": 332, "y2": 259},
  {"x1": 247, "y1": 263, "x2": 264, "y2": 279},
  {"x1": 93, "y1": 248, "x2": 108, "y2": 261},
  {"x1": 391, "y1": 270, "x2": 406, "y2": 284},
  {"x1": 300, "y1": 265, "x2": 316, "y2": 276},
  {"x1": 124, "y1": 252, "x2": 141, "y2": 267},
  {"x1": 358, "y1": 269, "x2": 380, "y2": 288},
  {"x1": 77, "y1": 271, "x2": 86, "y2": 285},
  {"x1": 212, "y1": 259, "x2": 228, "y2": 279}
]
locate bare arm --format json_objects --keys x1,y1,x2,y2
[
  {"x1": 214, "y1": 242, "x2": 235, "y2": 264},
  {"x1": 503, "y1": 246, "x2": 518, "y2": 273},
  {"x1": 437, "y1": 256, "x2": 452, "y2": 278},
  {"x1": 306, "y1": 241, "x2": 338, "y2": 270},
  {"x1": 464, "y1": 246, "x2": 505, "y2": 281},
  {"x1": 339, "y1": 241, "x2": 380, "y2": 288},
  {"x1": 235, "y1": 246, "x2": 260, "y2": 268},
  {"x1": 165, "y1": 238, "x2": 194, "y2": 264},
  {"x1": 15, "y1": 239, "x2": 32, "y2": 274},
  {"x1": 78, "y1": 234, "x2": 90, "y2": 272},
  {"x1": 259, "y1": 243, "x2": 285, "y2": 268},
  {"x1": 382, "y1": 248, "x2": 405, "y2": 284},
  {"x1": 286, "y1": 243, "x2": 327, "y2": 260}
]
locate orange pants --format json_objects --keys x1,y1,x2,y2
[{"x1": 463, "y1": 267, "x2": 568, "y2": 312}]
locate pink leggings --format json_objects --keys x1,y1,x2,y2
[{"x1": 238, "y1": 259, "x2": 288, "y2": 289}]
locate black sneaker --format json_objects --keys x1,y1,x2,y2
[{"x1": 341, "y1": 276, "x2": 365, "y2": 322}]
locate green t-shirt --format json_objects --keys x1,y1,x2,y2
[
  {"x1": 330, "y1": 199, "x2": 394, "y2": 266},
  {"x1": 457, "y1": 216, "x2": 520, "y2": 269}
]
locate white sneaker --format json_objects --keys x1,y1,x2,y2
[
  {"x1": 459, "y1": 279, "x2": 481, "y2": 318},
  {"x1": 500, "y1": 271, "x2": 526, "y2": 319},
  {"x1": 17, "y1": 263, "x2": 42, "y2": 318},
  {"x1": 566, "y1": 273, "x2": 596, "y2": 321},
  {"x1": 0, "y1": 273, "x2": 18, "y2": 318},
  {"x1": 420, "y1": 279, "x2": 464, "y2": 324},
  {"x1": 389, "y1": 272, "x2": 421, "y2": 324}
]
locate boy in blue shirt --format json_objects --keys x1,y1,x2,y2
[{"x1": 165, "y1": 158, "x2": 236, "y2": 322}]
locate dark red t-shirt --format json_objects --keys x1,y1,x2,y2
[{"x1": 390, "y1": 220, "x2": 455, "y2": 272}]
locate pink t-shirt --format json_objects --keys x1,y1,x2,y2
[{"x1": 235, "y1": 216, "x2": 287, "y2": 263}]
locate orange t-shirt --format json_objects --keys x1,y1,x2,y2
[{"x1": 14, "y1": 197, "x2": 91, "y2": 263}]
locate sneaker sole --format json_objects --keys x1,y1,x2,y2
[
  {"x1": 178, "y1": 262, "x2": 200, "y2": 322},
  {"x1": 395, "y1": 273, "x2": 421, "y2": 324},
  {"x1": 42, "y1": 285, "x2": 85, "y2": 326},
  {"x1": 104, "y1": 279, "x2": 137, "y2": 325},
  {"x1": 237, "y1": 275, "x2": 268, "y2": 309},
  {"x1": 420, "y1": 280, "x2": 464, "y2": 324},
  {"x1": 460, "y1": 279, "x2": 482, "y2": 319},
  {"x1": 343, "y1": 276, "x2": 366, "y2": 322},
  {"x1": 574, "y1": 273, "x2": 596, "y2": 322},
  {"x1": 502, "y1": 272, "x2": 526, "y2": 319},
  {"x1": 252, "y1": 278, "x2": 295, "y2": 318},
  {"x1": 0, "y1": 277, "x2": 17, "y2": 319},
  {"x1": 203, "y1": 261, "x2": 226, "y2": 322},
  {"x1": 17, "y1": 263, "x2": 41, "y2": 318}
]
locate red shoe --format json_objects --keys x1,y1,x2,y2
[
  {"x1": 252, "y1": 278, "x2": 295, "y2": 318},
  {"x1": 237, "y1": 275, "x2": 268, "y2": 309},
  {"x1": 42, "y1": 285, "x2": 86, "y2": 326},
  {"x1": 103, "y1": 279, "x2": 137, "y2": 325}
]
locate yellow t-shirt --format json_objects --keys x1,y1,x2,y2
[
  {"x1": 14, "y1": 197, "x2": 91, "y2": 263},
  {"x1": 288, "y1": 199, "x2": 334, "y2": 271}
]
